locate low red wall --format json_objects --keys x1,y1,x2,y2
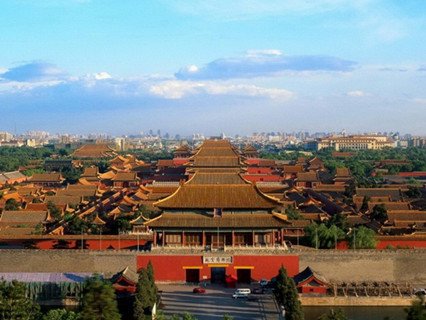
[
  {"x1": 376, "y1": 240, "x2": 426, "y2": 249},
  {"x1": 0, "y1": 239, "x2": 147, "y2": 250},
  {"x1": 337, "y1": 240, "x2": 426, "y2": 250},
  {"x1": 137, "y1": 254, "x2": 299, "y2": 282}
]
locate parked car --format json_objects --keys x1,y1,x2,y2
[
  {"x1": 252, "y1": 287, "x2": 265, "y2": 294},
  {"x1": 414, "y1": 288, "x2": 426, "y2": 296},
  {"x1": 193, "y1": 287, "x2": 206, "y2": 294},
  {"x1": 259, "y1": 279, "x2": 268, "y2": 287},
  {"x1": 232, "y1": 288, "x2": 251, "y2": 299},
  {"x1": 247, "y1": 294, "x2": 259, "y2": 301}
]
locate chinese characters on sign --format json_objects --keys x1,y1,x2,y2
[{"x1": 203, "y1": 256, "x2": 233, "y2": 264}]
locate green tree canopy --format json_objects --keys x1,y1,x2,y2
[
  {"x1": 43, "y1": 309, "x2": 81, "y2": 320},
  {"x1": 80, "y1": 276, "x2": 120, "y2": 320},
  {"x1": 47, "y1": 201, "x2": 62, "y2": 221},
  {"x1": 134, "y1": 261, "x2": 158, "y2": 319},
  {"x1": 404, "y1": 295, "x2": 426, "y2": 320},
  {"x1": 275, "y1": 266, "x2": 304, "y2": 320},
  {"x1": 285, "y1": 206, "x2": 301, "y2": 220},
  {"x1": 305, "y1": 223, "x2": 345, "y2": 249},
  {"x1": 348, "y1": 226, "x2": 377, "y2": 249},
  {"x1": 0, "y1": 280, "x2": 41, "y2": 320},
  {"x1": 5, "y1": 198, "x2": 20, "y2": 211},
  {"x1": 370, "y1": 204, "x2": 388, "y2": 222}
]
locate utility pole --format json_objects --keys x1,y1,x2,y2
[
  {"x1": 99, "y1": 228, "x2": 102, "y2": 251},
  {"x1": 137, "y1": 233, "x2": 140, "y2": 251},
  {"x1": 315, "y1": 228, "x2": 318, "y2": 249},
  {"x1": 217, "y1": 226, "x2": 219, "y2": 249},
  {"x1": 335, "y1": 233, "x2": 337, "y2": 250},
  {"x1": 353, "y1": 229, "x2": 356, "y2": 250}
]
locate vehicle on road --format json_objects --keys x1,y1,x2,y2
[
  {"x1": 259, "y1": 279, "x2": 268, "y2": 287},
  {"x1": 193, "y1": 287, "x2": 206, "y2": 294},
  {"x1": 247, "y1": 295, "x2": 259, "y2": 301},
  {"x1": 414, "y1": 288, "x2": 426, "y2": 296},
  {"x1": 232, "y1": 288, "x2": 251, "y2": 299},
  {"x1": 252, "y1": 287, "x2": 264, "y2": 294}
]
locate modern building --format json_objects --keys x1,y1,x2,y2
[{"x1": 316, "y1": 135, "x2": 395, "y2": 151}]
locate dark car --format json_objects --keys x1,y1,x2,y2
[
  {"x1": 193, "y1": 287, "x2": 206, "y2": 294},
  {"x1": 247, "y1": 295, "x2": 259, "y2": 301},
  {"x1": 252, "y1": 287, "x2": 264, "y2": 294}
]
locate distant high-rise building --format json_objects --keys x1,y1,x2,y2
[{"x1": 0, "y1": 131, "x2": 13, "y2": 142}]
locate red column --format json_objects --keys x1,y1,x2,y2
[
  {"x1": 271, "y1": 231, "x2": 275, "y2": 246},
  {"x1": 153, "y1": 231, "x2": 157, "y2": 246},
  {"x1": 232, "y1": 231, "x2": 235, "y2": 247},
  {"x1": 182, "y1": 231, "x2": 186, "y2": 246},
  {"x1": 281, "y1": 229, "x2": 284, "y2": 246},
  {"x1": 202, "y1": 231, "x2": 206, "y2": 247},
  {"x1": 162, "y1": 231, "x2": 165, "y2": 246}
]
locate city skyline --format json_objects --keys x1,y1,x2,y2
[{"x1": 1, "y1": 1, "x2": 426, "y2": 135}]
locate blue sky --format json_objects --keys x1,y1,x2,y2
[{"x1": 0, "y1": 0, "x2": 425, "y2": 135}]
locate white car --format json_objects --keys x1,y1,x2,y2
[
  {"x1": 232, "y1": 288, "x2": 251, "y2": 298},
  {"x1": 414, "y1": 288, "x2": 426, "y2": 296}
]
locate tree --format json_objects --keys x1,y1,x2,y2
[
  {"x1": 348, "y1": 226, "x2": 377, "y2": 249},
  {"x1": 62, "y1": 168, "x2": 82, "y2": 185},
  {"x1": 182, "y1": 313, "x2": 198, "y2": 320},
  {"x1": 285, "y1": 206, "x2": 301, "y2": 220},
  {"x1": 80, "y1": 276, "x2": 120, "y2": 320},
  {"x1": 0, "y1": 280, "x2": 41, "y2": 320},
  {"x1": 318, "y1": 308, "x2": 348, "y2": 320},
  {"x1": 327, "y1": 213, "x2": 348, "y2": 232},
  {"x1": 134, "y1": 262, "x2": 158, "y2": 319},
  {"x1": 360, "y1": 196, "x2": 370, "y2": 213},
  {"x1": 47, "y1": 201, "x2": 62, "y2": 221},
  {"x1": 134, "y1": 268, "x2": 151, "y2": 319},
  {"x1": 4, "y1": 198, "x2": 20, "y2": 211},
  {"x1": 146, "y1": 261, "x2": 158, "y2": 301},
  {"x1": 405, "y1": 295, "x2": 426, "y2": 320},
  {"x1": 370, "y1": 204, "x2": 388, "y2": 222},
  {"x1": 275, "y1": 266, "x2": 304, "y2": 320},
  {"x1": 305, "y1": 223, "x2": 345, "y2": 249},
  {"x1": 43, "y1": 309, "x2": 81, "y2": 320},
  {"x1": 405, "y1": 186, "x2": 422, "y2": 199}
]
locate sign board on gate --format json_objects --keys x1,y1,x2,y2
[{"x1": 203, "y1": 256, "x2": 233, "y2": 264}]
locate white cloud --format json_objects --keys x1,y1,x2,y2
[
  {"x1": 149, "y1": 80, "x2": 294, "y2": 100},
  {"x1": 246, "y1": 49, "x2": 283, "y2": 58},
  {"x1": 0, "y1": 62, "x2": 66, "y2": 82},
  {"x1": 347, "y1": 90, "x2": 366, "y2": 97},
  {"x1": 176, "y1": 51, "x2": 357, "y2": 80},
  {"x1": 92, "y1": 72, "x2": 112, "y2": 80}
]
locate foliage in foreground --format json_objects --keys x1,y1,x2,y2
[
  {"x1": 405, "y1": 295, "x2": 426, "y2": 320},
  {"x1": 134, "y1": 261, "x2": 158, "y2": 319},
  {"x1": 0, "y1": 280, "x2": 41, "y2": 320},
  {"x1": 80, "y1": 276, "x2": 121, "y2": 320},
  {"x1": 275, "y1": 266, "x2": 304, "y2": 320},
  {"x1": 318, "y1": 308, "x2": 348, "y2": 320}
]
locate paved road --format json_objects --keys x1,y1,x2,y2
[{"x1": 158, "y1": 284, "x2": 279, "y2": 320}]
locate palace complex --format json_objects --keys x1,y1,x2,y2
[{"x1": 0, "y1": 138, "x2": 425, "y2": 285}]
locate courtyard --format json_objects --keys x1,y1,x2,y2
[{"x1": 158, "y1": 284, "x2": 280, "y2": 320}]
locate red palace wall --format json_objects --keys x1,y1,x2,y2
[
  {"x1": 137, "y1": 254, "x2": 299, "y2": 282},
  {"x1": 337, "y1": 240, "x2": 426, "y2": 250},
  {"x1": 3, "y1": 239, "x2": 147, "y2": 250}
]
